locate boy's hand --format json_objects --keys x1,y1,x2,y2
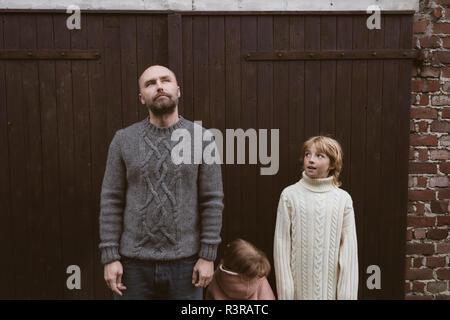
[
  {"x1": 104, "y1": 260, "x2": 127, "y2": 296},
  {"x1": 192, "y1": 258, "x2": 214, "y2": 288}
]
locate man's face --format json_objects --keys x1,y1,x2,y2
[{"x1": 138, "y1": 66, "x2": 180, "y2": 116}]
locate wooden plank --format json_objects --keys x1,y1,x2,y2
[
  {"x1": 136, "y1": 14, "x2": 154, "y2": 120},
  {"x1": 86, "y1": 14, "x2": 110, "y2": 299},
  {"x1": 0, "y1": 13, "x2": 14, "y2": 299},
  {"x1": 19, "y1": 13, "x2": 46, "y2": 298},
  {"x1": 4, "y1": 14, "x2": 31, "y2": 299},
  {"x1": 193, "y1": 16, "x2": 210, "y2": 124},
  {"x1": 224, "y1": 16, "x2": 241, "y2": 243},
  {"x1": 319, "y1": 16, "x2": 336, "y2": 135},
  {"x1": 70, "y1": 12, "x2": 94, "y2": 299},
  {"x1": 168, "y1": 13, "x2": 184, "y2": 112},
  {"x1": 287, "y1": 15, "x2": 305, "y2": 185},
  {"x1": 208, "y1": 15, "x2": 226, "y2": 261},
  {"x1": 304, "y1": 16, "x2": 320, "y2": 137},
  {"x1": 103, "y1": 15, "x2": 123, "y2": 135},
  {"x1": 364, "y1": 14, "x2": 385, "y2": 300},
  {"x1": 256, "y1": 15, "x2": 274, "y2": 254},
  {"x1": 181, "y1": 16, "x2": 194, "y2": 119},
  {"x1": 36, "y1": 13, "x2": 63, "y2": 298},
  {"x1": 395, "y1": 14, "x2": 413, "y2": 299},
  {"x1": 53, "y1": 13, "x2": 76, "y2": 300},
  {"x1": 152, "y1": 15, "x2": 168, "y2": 66},
  {"x1": 120, "y1": 15, "x2": 139, "y2": 127},
  {"x1": 0, "y1": 49, "x2": 100, "y2": 60},
  {"x1": 245, "y1": 49, "x2": 419, "y2": 61},
  {"x1": 350, "y1": 15, "x2": 368, "y2": 300},
  {"x1": 381, "y1": 14, "x2": 401, "y2": 298},
  {"x1": 335, "y1": 15, "x2": 352, "y2": 192},
  {"x1": 239, "y1": 14, "x2": 259, "y2": 272}
]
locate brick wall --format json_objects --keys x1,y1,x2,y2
[{"x1": 407, "y1": 0, "x2": 450, "y2": 300}]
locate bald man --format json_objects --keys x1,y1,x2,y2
[{"x1": 99, "y1": 65, "x2": 224, "y2": 300}]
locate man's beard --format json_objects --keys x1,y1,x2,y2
[{"x1": 147, "y1": 95, "x2": 177, "y2": 116}]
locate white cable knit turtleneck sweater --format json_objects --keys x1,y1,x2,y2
[{"x1": 274, "y1": 171, "x2": 358, "y2": 300}]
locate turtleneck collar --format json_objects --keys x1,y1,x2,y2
[
  {"x1": 299, "y1": 170, "x2": 335, "y2": 193},
  {"x1": 142, "y1": 114, "x2": 186, "y2": 135}
]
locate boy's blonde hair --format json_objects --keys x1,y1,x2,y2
[
  {"x1": 221, "y1": 238, "x2": 271, "y2": 280},
  {"x1": 299, "y1": 135, "x2": 343, "y2": 187}
]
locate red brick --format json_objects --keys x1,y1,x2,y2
[
  {"x1": 410, "y1": 107, "x2": 438, "y2": 119},
  {"x1": 443, "y1": 66, "x2": 450, "y2": 78},
  {"x1": 431, "y1": 96, "x2": 450, "y2": 106},
  {"x1": 436, "y1": 242, "x2": 450, "y2": 254},
  {"x1": 411, "y1": 79, "x2": 423, "y2": 92},
  {"x1": 406, "y1": 229, "x2": 413, "y2": 241},
  {"x1": 417, "y1": 176, "x2": 428, "y2": 188},
  {"x1": 439, "y1": 135, "x2": 450, "y2": 147},
  {"x1": 430, "y1": 150, "x2": 450, "y2": 160},
  {"x1": 414, "y1": 228, "x2": 427, "y2": 239},
  {"x1": 412, "y1": 281, "x2": 425, "y2": 292},
  {"x1": 427, "y1": 281, "x2": 447, "y2": 293},
  {"x1": 436, "y1": 268, "x2": 450, "y2": 280},
  {"x1": 435, "y1": 7, "x2": 444, "y2": 19},
  {"x1": 426, "y1": 256, "x2": 447, "y2": 268},
  {"x1": 444, "y1": 37, "x2": 450, "y2": 48},
  {"x1": 423, "y1": 80, "x2": 441, "y2": 92},
  {"x1": 431, "y1": 201, "x2": 448, "y2": 214},
  {"x1": 434, "y1": 23, "x2": 450, "y2": 34},
  {"x1": 443, "y1": 109, "x2": 450, "y2": 118},
  {"x1": 409, "y1": 148, "x2": 415, "y2": 160},
  {"x1": 443, "y1": 81, "x2": 450, "y2": 93},
  {"x1": 446, "y1": 8, "x2": 450, "y2": 19},
  {"x1": 440, "y1": 162, "x2": 450, "y2": 174},
  {"x1": 431, "y1": 121, "x2": 450, "y2": 133},
  {"x1": 416, "y1": 202, "x2": 425, "y2": 215},
  {"x1": 433, "y1": 51, "x2": 450, "y2": 64},
  {"x1": 430, "y1": 176, "x2": 449, "y2": 187},
  {"x1": 405, "y1": 268, "x2": 434, "y2": 280},
  {"x1": 408, "y1": 217, "x2": 436, "y2": 228},
  {"x1": 421, "y1": 66, "x2": 441, "y2": 77},
  {"x1": 438, "y1": 188, "x2": 450, "y2": 199},
  {"x1": 427, "y1": 228, "x2": 449, "y2": 240},
  {"x1": 409, "y1": 162, "x2": 437, "y2": 174},
  {"x1": 406, "y1": 243, "x2": 435, "y2": 255},
  {"x1": 418, "y1": 121, "x2": 428, "y2": 132},
  {"x1": 418, "y1": 149, "x2": 428, "y2": 161},
  {"x1": 410, "y1": 134, "x2": 438, "y2": 146},
  {"x1": 413, "y1": 257, "x2": 424, "y2": 267},
  {"x1": 414, "y1": 20, "x2": 430, "y2": 34},
  {"x1": 409, "y1": 190, "x2": 435, "y2": 201},
  {"x1": 436, "y1": 0, "x2": 450, "y2": 5},
  {"x1": 436, "y1": 294, "x2": 450, "y2": 300},
  {"x1": 410, "y1": 120, "x2": 415, "y2": 132},
  {"x1": 437, "y1": 216, "x2": 450, "y2": 226},
  {"x1": 420, "y1": 94, "x2": 429, "y2": 106},
  {"x1": 405, "y1": 282, "x2": 412, "y2": 293}
]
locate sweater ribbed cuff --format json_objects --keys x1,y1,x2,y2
[
  {"x1": 101, "y1": 246, "x2": 121, "y2": 265},
  {"x1": 198, "y1": 243, "x2": 218, "y2": 261}
]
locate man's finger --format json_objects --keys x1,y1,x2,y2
[
  {"x1": 109, "y1": 280, "x2": 122, "y2": 296},
  {"x1": 192, "y1": 268, "x2": 198, "y2": 285}
]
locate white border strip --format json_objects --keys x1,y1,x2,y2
[{"x1": 1, "y1": 0, "x2": 419, "y2": 11}]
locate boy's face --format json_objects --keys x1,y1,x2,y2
[{"x1": 303, "y1": 144, "x2": 331, "y2": 179}]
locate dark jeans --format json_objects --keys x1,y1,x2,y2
[{"x1": 113, "y1": 255, "x2": 203, "y2": 300}]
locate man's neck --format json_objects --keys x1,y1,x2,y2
[{"x1": 149, "y1": 110, "x2": 180, "y2": 128}]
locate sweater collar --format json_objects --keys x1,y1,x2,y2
[
  {"x1": 142, "y1": 114, "x2": 186, "y2": 135},
  {"x1": 299, "y1": 170, "x2": 335, "y2": 193}
]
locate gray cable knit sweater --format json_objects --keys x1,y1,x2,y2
[{"x1": 99, "y1": 116, "x2": 224, "y2": 265}]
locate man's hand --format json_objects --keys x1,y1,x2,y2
[
  {"x1": 192, "y1": 258, "x2": 214, "y2": 288},
  {"x1": 104, "y1": 261, "x2": 127, "y2": 296}
]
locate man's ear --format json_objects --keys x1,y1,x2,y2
[
  {"x1": 138, "y1": 93, "x2": 145, "y2": 105},
  {"x1": 177, "y1": 86, "x2": 181, "y2": 98}
]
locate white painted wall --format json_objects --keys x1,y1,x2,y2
[{"x1": 0, "y1": 0, "x2": 419, "y2": 11}]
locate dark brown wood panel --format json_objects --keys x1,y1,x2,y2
[{"x1": 0, "y1": 11, "x2": 413, "y2": 299}]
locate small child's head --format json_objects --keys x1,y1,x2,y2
[
  {"x1": 299, "y1": 135, "x2": 343, "y2": 187},
  {"x1": 221, "y1": 238, "x2": 271, "y2": 280}
]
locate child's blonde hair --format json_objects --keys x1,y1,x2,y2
[
  {"x1": 299, "y1": 135, "x2": 343, "y2": 187},
  {"x1": 221, "y1": 238, "x2": 271, "y2": 280}
]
